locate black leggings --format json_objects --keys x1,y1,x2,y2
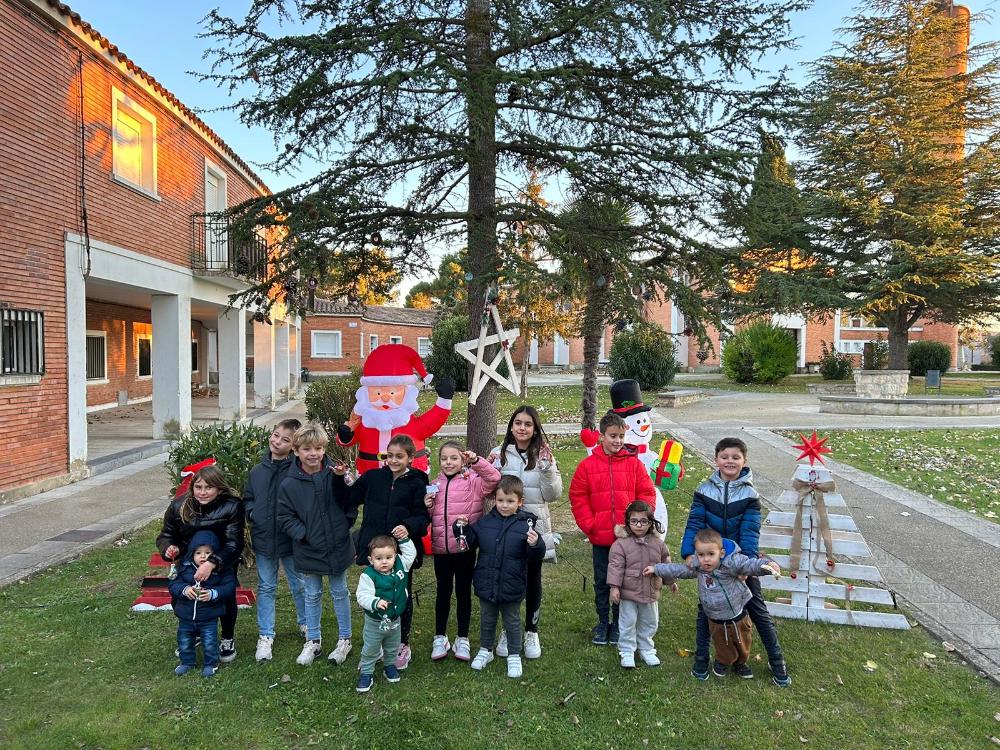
[
  {"x1": 220, "y1": 568, "x2": 239, "y2": 640},
  {"x1": 524, "y1": 556, "x2": 543, "y2": 633},
  {"x1": 433, "y1": 551, "x2": 476, "y2": 637},
  {"x1": 401, "y1": 570, "x2": 414, "y2": 645}
]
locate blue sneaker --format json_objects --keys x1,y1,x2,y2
[
  {"x1": 691, "y1": 660, "x2": 709, "y2": 681},
  {"x1": 174, "y1": 664, "x2": 194, "y2": 676},
  {"x1": 591, "y1": 622, "x2": 609, "y2": 646},
  {"x1": 356, "y1": 673, "x2": 374, "y2": 693},
  {"x1": 202, "y1": 665, "x2": 218, "y2": 678},
  {"x1": 712, "y1": 661, "x2": 728, "y2": 678},
  {"x1": 383, "y1": 664, "x2": 401, "y2": 683},
  {"x1": 771, "y1": 664, "x2": 792, "y2": 687}
]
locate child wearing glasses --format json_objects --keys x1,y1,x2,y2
[{"x1": 606, "y1": 500, "x2": 676, "y2": 668}]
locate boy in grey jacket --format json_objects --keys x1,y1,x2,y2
[{"x1": 645, "y1": 528, "x2": 780, "y2": 680}]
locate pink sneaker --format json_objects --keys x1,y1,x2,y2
[{"x1": 395, "y1": 643, "x2": 412, "y2": 670}]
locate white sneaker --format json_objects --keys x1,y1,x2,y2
[
  {"x1": 470, "y1": 648, "x2": 494, "y2": 671},
  {"x1": 639, "y1": 649, "x2": 661, "y2": 666},
  {"x1": 453, "y1": 637, "x2": 471, "y2": 661},
  {"x1": 620, "y1": 651, "x2": 636, "y2": 668},
  {"x1": 507, "y1": 655, "x2": 523, "y2": 678},
  {"x1": 297, "y1": 640, "x2": 322, "y2": 666},
  {"x1": 495, "y1": 630, "x2": 509, "y2": 657},
  {"x1": 328, "y1": 638, "x2": 352, "y2": 665},
  {"x1": 524, "y1": 631, "x2": 541, "y2": 659},
  {"x1": 431, "y1": 635, "x2": 450, "y2": 661},
  {"x1": 255, "y1": 636, "x2": 274, "y2": 662}
]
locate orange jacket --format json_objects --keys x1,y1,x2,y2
[{"x1": 569, "y1": 445, "x2": 656, "y2": 547}]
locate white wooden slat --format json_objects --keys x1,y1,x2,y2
[
  {"x1": 760, "y1": 576, "x2": 808, "y2": 593},
  {"x1": 759, "y1": 532, "x2": 872, "y2": 557},
  {"x1": 776, "y1": 490, "x2": 847, "y2": 507},
  {"x1": 765, "y1": 556, "x2": 885, "y2": 582},
  {"x1": 763, "y1": 512, "x2": 858, "y2": 532},
  {"x1": 808, "y1": 582, "x2": 895, "y2": 605},
  {"x1": 808, "y1": 608, "x2": 910, "y2": 629}
]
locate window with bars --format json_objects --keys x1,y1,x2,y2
[
  {"x1": 86, "y1": 332, "x2": 107, "y2": 381},
  {"x1": 1, "y1": 308, "x2": 44, "y2": 376},
  {"x1": 138, "y1": 337, "x2": 152, "y2": 377}
]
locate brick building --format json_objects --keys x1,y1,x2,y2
[
  {"x1": 0, "y1": 0, "x2": 300, "y2": 499},
  {"x1": 301, "y1": 301, "x2": 438, "y2": 375}
]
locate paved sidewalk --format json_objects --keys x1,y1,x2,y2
[{"x1": 660, "y1": 411, "x2": 1000, "y2": 684}]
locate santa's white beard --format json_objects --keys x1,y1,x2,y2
[{"x1": 354, "y1": 385, "x2": 421, "y2": 432}]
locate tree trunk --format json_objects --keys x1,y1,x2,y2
[
  {"x1": 580, "y1": 274, "x2": 610, "y2": 430},
  {"x1": 520, "y1": 333, "x2": 530, "y2": 398},
  {"x1": 885, "y1": 307, "x2": 911, "y2": 371},
  {"x1": 463, "y1": 0, "x2": 500, "y2": 454}
]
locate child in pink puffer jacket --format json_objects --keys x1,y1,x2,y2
[{"x1": 425, "y1": 440, "x2": 501, "y2": 662}]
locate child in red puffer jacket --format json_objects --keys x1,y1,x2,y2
[
  {"x1": 569, "y1": 413, "x2": 656, "y2": 647},
  {"x1": 425, "y1": 440, "x2": 500, "y2": 663}
]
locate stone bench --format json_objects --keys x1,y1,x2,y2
[
  {"x1": 819, "y1": 395, "x2": 1000, "y2": 416},
  {"x1": 655, "y1": 389, "x2": 707, "y2": 408},
  {"x1": 807, "y1": 382, "x2": 856, "y2": 395},
  {"x1": 985, "y1": 386, "x2": 1000, "y2": 396}
]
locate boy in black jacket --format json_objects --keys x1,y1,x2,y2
[
  {"x1": 244, "y1": 418, "x2": 305, "y2": 663},
  {"x1": 277, "y1": 424, "x2": 357, "y2": 668},
  {"x1": 350, "y1": 434, "x2": 429, "y2": 670},
  {"x1": 455, "y1": 476, "x2": 545, "y2": 679},
  {"x1": 168, "y1": 530, "x2": 236, "y2": 677}
]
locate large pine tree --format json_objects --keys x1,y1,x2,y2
[
  {"x1": 203, "y1": 0, "x2": 805, "y2": 449},
  {"x1": 798, "y1": 0, "x2": 1000, "y2": 369}
]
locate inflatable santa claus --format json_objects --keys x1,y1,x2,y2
[{"x1": 336, "y1": 344, "x2": 454, "y2": 474}]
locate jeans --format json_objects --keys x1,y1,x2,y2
[
  {"x1": 359, "y1": 615, "x2": 401, "y2": 675},
  {"x1": 433, "y1": 551, "x2": 475, "y2": 637},
  {"x1": 591, "y1": 545, "x2": 619, "y2": 625},
  {"x1": 302, "y1": 570, "x2": 352, "y2": 642},
  {"x1": 524, "y1": 557, "x2": 543, "y2": 633},
  {"x1": 177, "y1": 619, "x2": 220, "y2": 667},
  {"x1": 255, "y1": 554, "x2": 306, "y2": 638},
  {"x1": 618, "y1": 600, "x2": 658, "y2": 655},
  {"x1": 696, "y1": 577, "x2": 784, "y2": 668},
  {"x1": 480, "y1": 599, "x2": 522, "y2": 655}
]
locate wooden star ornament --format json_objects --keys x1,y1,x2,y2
[
  {"x1": 454, "y1": 299, "x2": 520, "y2": 405},
  {"x1": 793, "y1": 431, "x2": 832, "y2": 465}
]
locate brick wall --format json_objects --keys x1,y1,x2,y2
[
  {"x1": 301, "y1": 315, "x2": 435, "y2": 374},
  {"x1": 0, "y1": 0, "x2": 266, "y2": 495}
]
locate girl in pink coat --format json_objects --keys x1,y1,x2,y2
[{"x1": 425, "y1": 440, "x2": 500, "y2": 662}]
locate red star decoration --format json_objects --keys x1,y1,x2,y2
[{"x1": 793, "y1": 431, "x2": 832, "y2": 465}]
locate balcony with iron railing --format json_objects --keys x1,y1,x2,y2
[{"x1": 190, "y1": 215, "x2": 269, "y2": 283}]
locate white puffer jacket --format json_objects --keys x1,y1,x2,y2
[{"x1": 491, "y1": 444, "x2": 563, "y2": 554}]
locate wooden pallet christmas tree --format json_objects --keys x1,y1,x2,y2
[{"x1": 759, "y1": 433, "x2": 910, "y2": 629}]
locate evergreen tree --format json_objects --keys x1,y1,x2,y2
[
  {"x1": 798, "y1": 0, "x2": 1000, "y2": 369},
  {"x1": 202, "y1": 0, "x2": 805, "y2": 450}
]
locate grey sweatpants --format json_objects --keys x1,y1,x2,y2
[
  {"x1": 479, "y1": 599, "x2": 522, "y2": 655},
  {"x1": 618, "y1": 600, "x2": 658, "y2": 655},
  {"x1": 359, "y1": 615, "x2": 401, "y2": 675}
]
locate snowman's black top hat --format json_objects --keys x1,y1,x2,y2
[{"x1": 609, "y1": 379, "x2": 651, "y2": 417}]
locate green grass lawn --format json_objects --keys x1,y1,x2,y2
[
  {"x1": 418, "y1": 384, "x2": 601, "y2": 423},
  {"x1": 795, "y1": 429, "x2": 1000, "y2": 523},
  {"x1": 2, "y1": 435, "x2": 998, "y2": 749}
]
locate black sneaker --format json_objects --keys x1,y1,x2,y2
[
  {"x1": 607, "y1": 622, "x2": 619, "y2": 645},
  {"x1": 691, "y1": 660, "x2": 710, "y2": 681},
  {"x1": 591, "y1": 622, "x2": 609, "y2": 646},
  {"x1": 219, "y1": 638, "x2": 236, "y2": 663},
  {"x1": 734, "y1": 663, "x2": 754, "y2": 679},
  {"x1": 712, "y1": 661, "x2": 728, "y2": 678},
  {"x1": 771, "y1": 664, "x2": 792, "y2": 687}
]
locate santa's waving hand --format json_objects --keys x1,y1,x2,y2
[{"x1": 336, "y1": 344, "x2": 454, "y2": 474}]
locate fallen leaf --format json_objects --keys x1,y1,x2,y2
[
  {"x1": 862, "y1": 660, "x2": 878, "y2": 672},
  {"x1": 900, "y1": 511, "x2": 911, "y2": 517},
  {"x1": 989, "y1": 737, "x2": 1000, "y2": 747},
  {"x1": 677, "y1": 648, "x2": 692, "y2": 658},
  {"x1": 800, "y1": 736, "x2": 809, "y2": 744},
  {"x1": 775, "y1": 710, "x2": 785, "y2": 718},
  {"x1": 571, "y1": 715, "x2": 580, "y2": 726},
  {"x1": 922, "y1": 652, "x2": 937, "y2": 660},
  {"x1": 994, "y1": 712, "x2": 1000, "y2": 722},
  {"x1": 835, "y1": 674, "x2": 844, "y2": 685},
  {"x1": 280, "y1": 674, "x2": 291, "y2": 683},
  {"x1": 942, "y1": 641, "x2": 956, "y2": 652},
  {"x1": 559, "y1": 691, "x2": 577, "y2": 706}
]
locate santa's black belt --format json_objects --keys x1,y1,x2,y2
[{"x1": 358, "y1": 448, "x2": 430, "y2": 461}]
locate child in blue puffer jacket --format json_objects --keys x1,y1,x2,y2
[
  {"x1": 679, "y1": 437, "x2": 790, "y2": 687},
  {"x1": 453, "y1": 475, "x2": 545, "y2": 679},
  {"x1": 168, "y1": 530, "x2": 236, "y2": 677}
]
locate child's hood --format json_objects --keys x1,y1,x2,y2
[
  {"x1": 708, "y1": 466, "x2": 754, "y2": 490},
  {"x1": 613, "y1": 523, "x2": 662, "y2": 541},
  {"x1": 184, "y1": 530, "x2": 220, "y2": 562}
]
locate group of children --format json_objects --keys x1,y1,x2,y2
[{"x1": 160, "y1": 407, "x2": 792, "y2": 690}]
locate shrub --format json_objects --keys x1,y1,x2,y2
[
  {"x1": 721, "y1": 322, "x2": 798, "y2": 384},
  {"x1": 607, "y1": 321, "x2": 679, "y2": 390},
  {"x1": 166, "y1": 421, "x2": 270, "y2": 495},
  {"x1": 990, "y1": 334, "x2": 1000, "y2": 366},
  {"x1": 818, "y1": 340, "x2": 853, "y2": 380},
  {"x1": 907, "y1": 340, "x2": 952, "y2": 377},
  {"x1": 304, "y1": 367, "x2": 362, "y2": 435},
  {"x1": 425, "y1": 314, "x2": 470, "y2": 391}
]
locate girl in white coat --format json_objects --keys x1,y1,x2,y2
[{"x1": 489, "y1": 405, "x2": 563, "y2": 659}]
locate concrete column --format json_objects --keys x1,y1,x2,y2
[
  {"x1": 275, "y1": 320, "x2": 290, "y2": 402},
  {"x1": 217, "y1": 309, "x2": 246, "y2": 421},
  {"x1": 151, "y1": 294, "x2": 192, "y2": 439},
  {"x1": 64, "y1": 238, "x2": 89, "y2": 476},
  {"x1": 253, "y1": 319, "x2": 277, "y2": 409}
]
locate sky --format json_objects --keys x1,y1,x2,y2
[{"x1": 64, "y1": 0, "x2": 1000, "y2": 295}]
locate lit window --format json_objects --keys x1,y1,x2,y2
[
  {"x1": 1, "y1": 308, "x2": 44, "y2": 376},
  {"x1": 112, "y1": 88, "x2": 157, "y2": 196},
  {"x1": 86, "y1": 331, "x2": 107, "y2": 381},
  {"x1": 312, "y1": 331, "x2": 342, "y2": 358}
]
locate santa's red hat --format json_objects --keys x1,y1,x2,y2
[
  {"x1": 361, "y1": 344, "x2": 433, "y2": 387},
  {"x1": 174, "y1": 457, "x2": 217, "y2": 498}
]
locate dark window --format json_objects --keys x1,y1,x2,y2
[
  {"x1": 85, "y1": 334, "x2": 106, "y2": 380},
  {"x1": 138, "y1": 337, "x2": 152, "y2": 377},
  {"x1": 1, "y1": 308, "x2": 44, "y2": 376},
  {"x1": 191, "y1": 340, "x2": 199, "y2": 372}
]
